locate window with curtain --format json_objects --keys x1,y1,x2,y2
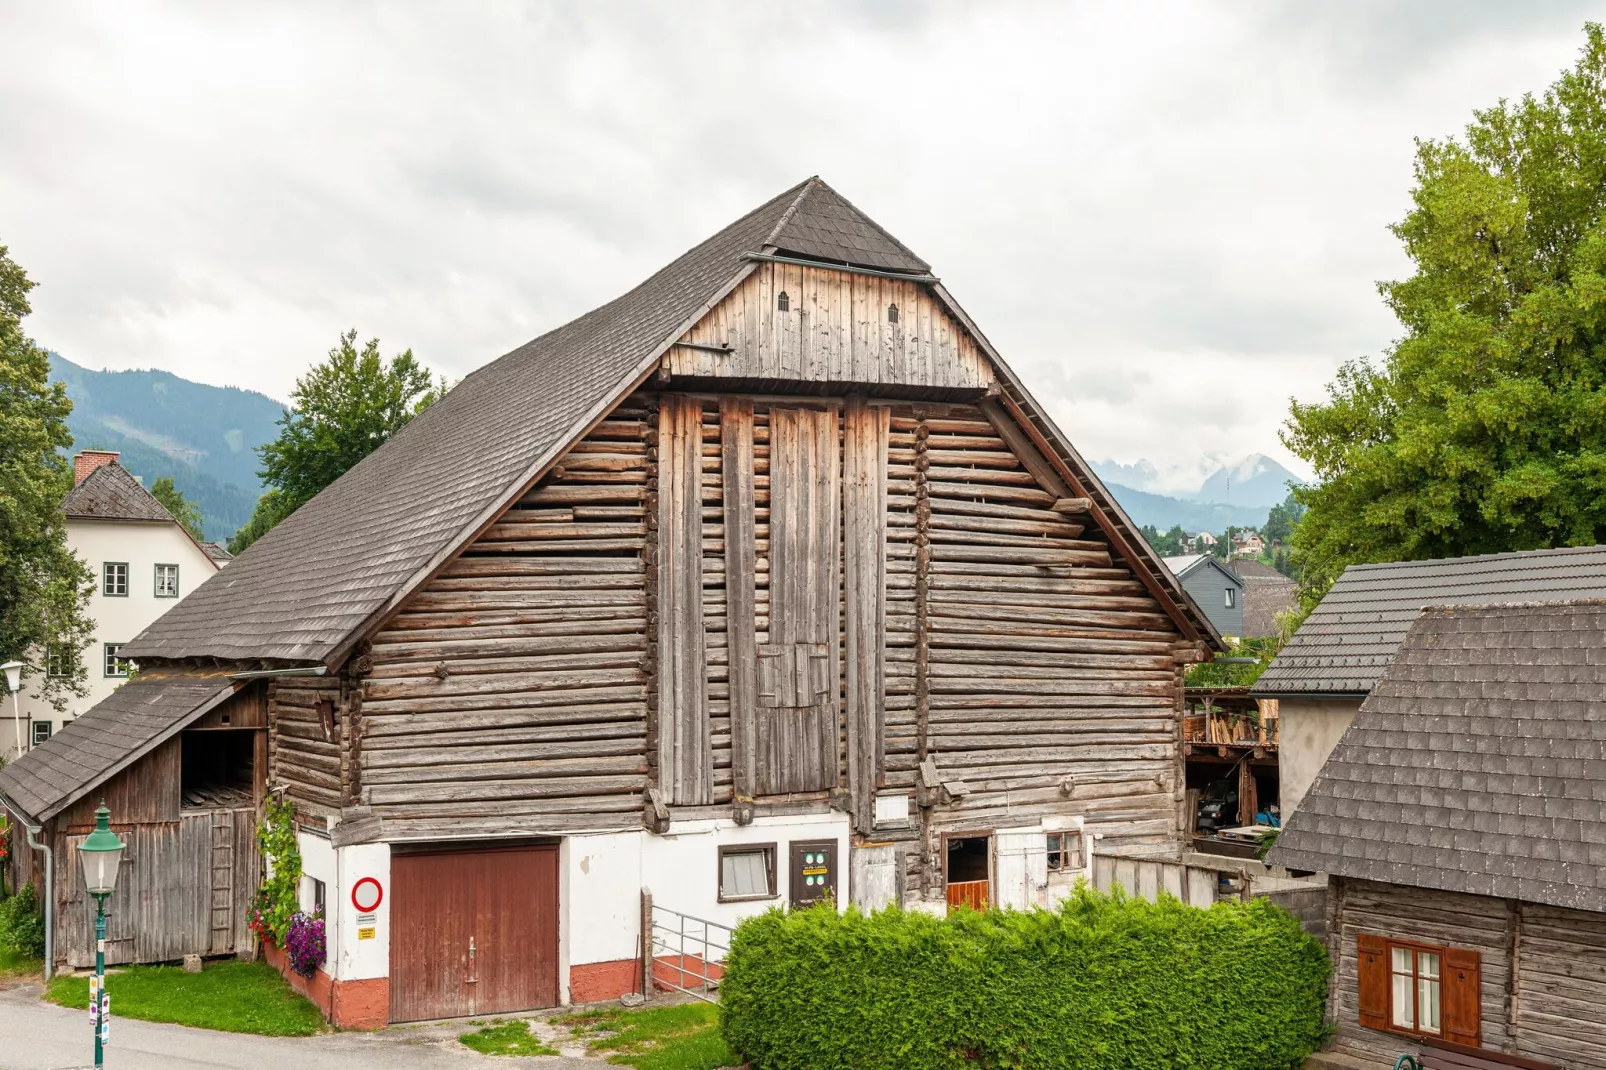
[{"x1": 718, "y1": 845, "x2": 776, "y2": 901}]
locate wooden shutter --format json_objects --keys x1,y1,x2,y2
[
  {"x1": 1443, "y1": 947, "x2": 1482, "y2": 1047},
  {"x1": 1357, "y1": 933, "x2": 1389, "y2": 1030}
]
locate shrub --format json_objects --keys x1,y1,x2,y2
[
  {"x1": 0, "y1": 883, "x2": 47, "y2": 958},
  {"x1": 284, "y1": 910, "x2": 325, "y2": 978},
  {"x1": 720, "y1": 887, "x2": 1329, "y2": 1070}
]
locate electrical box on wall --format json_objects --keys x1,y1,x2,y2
[{"x1": 789, "y1": 840, "x2": 837, "y2": 905}]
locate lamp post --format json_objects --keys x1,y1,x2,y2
[
  {"x1": 1, "y1": 660, "x2": 23, "y2": 759},
  {"x1": 78, "y1": 803, "x2": 125, "y2": 1068}
]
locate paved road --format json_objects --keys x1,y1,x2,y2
[{"x1": 0, "y1": 983, "x2": 603, "y2": 1070}]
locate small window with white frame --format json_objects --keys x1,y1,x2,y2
[
  {"x1": 103, "y1": 643, "x2": 130, "y2": 678},
  {"x1": 32, "y1": 721, "x2": 52, "y2": 746},
  {"x1": 718, "y1": 843, "x2": 777, "y2": 902},
  {"x1": 154, "y1": 563, "x2": 179, "y2": 598},
  {"x1": 1224, "y1": 587, "x2": 1236, "y2": 608},
  {"x1": 102, "y1": 562, "x2": 128, "y2": 597},
  {"x1": 1046, "y1": 830, "x2": 1085, "y2": 872}
]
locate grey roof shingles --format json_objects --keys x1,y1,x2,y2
[
  {"x1": 1252, "y1": 545, "x2": 1606, "y2": 696},
  {"x1": 0, "y1": 669, "x2": 239, "y2": 822},
  {"x1": 62, "y1": 462, "x2": 179, "y2": 525},
  {"x1": 1268, "y1": 600, "x2": 1606, "y2": 914},
  {"x1": 124, "y1": 177, "x2": 1215, "y2": 665}
]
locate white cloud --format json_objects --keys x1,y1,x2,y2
[{"x1": 0, "y1": 1, "x2": 1596, "y2": 475}]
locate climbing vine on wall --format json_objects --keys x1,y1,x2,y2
[{"x1": 248, "y1": 797, "x2": 302, "y2": 945}]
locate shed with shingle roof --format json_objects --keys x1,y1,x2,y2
[{"x1": 1268, "y1": 601, "x2": 1606, "y2": 1067}]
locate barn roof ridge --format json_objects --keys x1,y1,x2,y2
[{"x1": 123, "y1": 178, "x2": 1213, "y2": 665}]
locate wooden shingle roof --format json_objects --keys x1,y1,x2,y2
[
  {"x1": 61, "y1": 462, "x2": 178, "y2": 524},
  {"x1": 1269, "y1": 601, "x2": 1606, "y2": 913},
  {"x1": 0, "y1": 669, "x2": 239, "y2": 823},
  {"x1": 1251, "y1": 545, "x2": 1606, "y2": 696},
  {"x1": 124, "y1": 177, "x2": 1217, "y2": 666}
]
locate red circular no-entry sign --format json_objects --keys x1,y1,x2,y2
[{"x1": 351, "y1": 877, "x2": 383, "y2": 912}]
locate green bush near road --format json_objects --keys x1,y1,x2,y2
[
  {"x1": 0, "y1": 884, "x2": 46, "y2": 958},
  {"x1": 720, "y1": 888, "x2": 1329, "y2": 1070}
]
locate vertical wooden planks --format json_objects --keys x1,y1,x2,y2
[
  {"x1": 721, "y1": 398, "x2": 758, "y2": 800},
  {"x1": 844, "y1": 397, "x2": 889, "y2": 835},
  {"x1": 658, "y1": 396, "x2": 711, "y2": 804},
  {"x1": 761, "y1": 406, "x2": 841, "y2": 794}
]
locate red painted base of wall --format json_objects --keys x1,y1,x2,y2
[
  {"x1": 263, "y1": 939, "x2": 389, "y2": 1030},
  {"x1": 569, "y1": 959, "x2": 641, "y2": 1003}
]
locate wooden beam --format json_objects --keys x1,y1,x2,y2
[
  {"x1": 844, "y1": 397, "x2": 889, "y2": 836},
  {"x1": 657, "y1": 396, "x2": 710, "y2": 804},
  {"x1": 1051, "y1": 497, "x2": 1093, "y2": 514},
  {"x1": 720, "y1": 398, "x2": 758, "y2": 800}
]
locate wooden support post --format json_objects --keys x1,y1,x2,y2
[
  {"x1": 720, "y1": 398, "x2": 758, "y2": 801},
  {"x1": 844, "y1": 397, "x2": 888, "y2": 836},
  {"x1": 639, "y1": 888, "x2": 654, "y2": 1000}
]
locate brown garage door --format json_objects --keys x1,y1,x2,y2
[{"x1": 389, "y1": 843, "x2": 559, "y2": 1022}]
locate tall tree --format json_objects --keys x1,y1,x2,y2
[
  {"x1": 150, "y1": 476, "x2": 205, "y2": 541},
  {"x1": 1284, "y1": 25, "x2": 1606, "y2": 601},
  {"x1": 0, "y1": 243, "x2": 94, "y2": 709},
  {"x1": 231, "y1": 330, "x2": 444, "y2": 553}
]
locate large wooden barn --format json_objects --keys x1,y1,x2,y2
[{"x1": 20, "y1": 179, "x2": 1227, "y2": 1025}]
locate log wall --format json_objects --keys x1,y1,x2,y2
[{"x1": 356, "y1": 400, "x2": 655, "y2": 838}]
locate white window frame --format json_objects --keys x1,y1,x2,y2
[
  {"x1": 154, "y1": 563, "x2": 180, "y2": 598},
  {"x1": 31, "y1": 720, "x2": 52, "y2": 746},
  {"x1": 1224, "y1": 587, "x2": 1236, "y2": 608},
  {"x1": 717, "y1": 843, "x2": 778, "y2": 902}
]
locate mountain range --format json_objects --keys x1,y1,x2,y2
[
  {"x1": 1090, "y1": 453, "x2": 1304, "y2": 533},
  {"x1": 50, "y1": 354, "x2": 284, "y2": 540}
]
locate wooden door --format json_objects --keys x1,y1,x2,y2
[
  {"x1": 757, "y1": 407, "x2": 841, "y2": 794},
  {"x1": 389, "y1": 844, "x2": 559, "y2": 1022}
]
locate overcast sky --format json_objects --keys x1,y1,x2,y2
[{"x1": 2, "y1": 3, "x2": 1598, "y2": 491}]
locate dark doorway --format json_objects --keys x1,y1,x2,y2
[
  {"x1": 180, "y1": 729, "x2": 254, "y2": 809},
  {"x1": 945, "y1": 835, "x2": 990, "y2": 911}
]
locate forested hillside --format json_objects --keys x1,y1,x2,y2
[{"x1": 49, "y1": 354, "x2": 282, "y2": 539}]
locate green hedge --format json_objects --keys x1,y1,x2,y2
[{"x1": 720, "y1": 888, "x2": 1329, "y2": 1070}]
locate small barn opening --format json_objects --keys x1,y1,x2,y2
[
  {"x1": 945, "y1": 834, "x2": 991, "y2": 911},
  {"x1": 181, "y1": 729, "x2": 255, "y2": 810}
]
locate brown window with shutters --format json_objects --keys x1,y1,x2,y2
[{"x1": 1356, "y1": 932, "x2": 1481, "y2": 1047}]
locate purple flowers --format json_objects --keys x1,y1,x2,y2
[{"x1": 284, "y1": 910, "x2": 326, "y2": 979}]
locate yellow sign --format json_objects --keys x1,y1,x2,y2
[{"x1": 358, "y1": 927, "x2": 376, "y2": 941}]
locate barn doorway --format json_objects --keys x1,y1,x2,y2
[
  {"x1": 945, "y1": 834, "x2": 991, "y2": 911},
  {"x1": 389, "y1": 843, "x2": 559, "y2": 1022}
]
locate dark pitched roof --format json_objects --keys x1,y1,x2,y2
[
  {"x1": 125, "y1": 177, "x2": 1216, "y2": 665},
  {"x1": 1269, "y1": 601, "x2": 1606, "y2": 913},
  {"x1": 765, "y1": 180, "x2": 930, "y2": 273},
  {"x1": 200, "y1": 542, "x2": 234, "y2": 563},
  {"x1": 1229, "y1": 558, "x2": 1284, "y2": 580},
  {"x1": 1251, "y1": 545, "x2": 1606, "y2": 696},
  {"x1": 0, "y1": 669, "x2": 239, "y2": 823},
  {"x1": 1163, "y1": 554, "x2": 1243, "y2": 586},
  {"x1": 61, "y1": 463, "x2": 178, "y2": 525},
  {"x1": 1240, "y1": 575, "x2": 1296, "y2": 638}
]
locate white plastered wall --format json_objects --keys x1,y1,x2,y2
[
  {"x1": 297, "y1": 832, "x2": 390, "y2": 982},
  {"x1": 560, "y1": 812, "x2": 850, "y2": 993}
]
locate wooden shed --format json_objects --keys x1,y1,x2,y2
[
  {"x1": 110, "y1": 178, "x2": 1229, "y2": 1025},
  {"x1": 0, "y1": 668, "x2": 266, "y2": 970},
  {"x1": 1272, "y1": 600, "x2": 1606, "y2": 1069}
]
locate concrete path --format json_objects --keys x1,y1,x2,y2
[{"x1": 0, "y1": 982, "x2": 604, "y2": 1070}]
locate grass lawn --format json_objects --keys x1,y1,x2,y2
[
  {"x1": 1, "y1": 946, "x2": 44, "y2": 979},
  {"x1": 45, "y1": 960, "x2": 325, "y2": 1036},
  {"x1": 458, "y1": 1019, "x2": 559, "y2": 1056},
  {"x1": 555, "y1": 1001, "x2": 738, "y2": 1070}
]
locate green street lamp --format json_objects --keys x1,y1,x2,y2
[{"x1": 79, "y1": 803, "x2": 125, "y2": 1068}]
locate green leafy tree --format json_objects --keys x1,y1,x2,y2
[
  {"x1": 150, "y1": 476, "x2": 205, "y2": 541},
  {"x1": 0, "y1": 243, "x2": 94, "y2": 710},
  {"x1": 1140, "y1": 523, "x2": 1188, "y2": 556},
  {"x1": 232, "y1": 330, "x2": 444, "y2": 553},
  {"x1": 1261, "y1": 492, "x2": 1305, "y2": 546},
  {"x1": 1285, "y1": 26, "x2": 1606, "y2": 604}
]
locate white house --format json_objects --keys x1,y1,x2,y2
[{"x1": 10, "y1": 451, "x2": 219, "y2": 753}]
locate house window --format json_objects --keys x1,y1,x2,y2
[
  {"x1": 887, "y1": 302, "x2": 899, "y2": 323},
  {"x1": 32, "y1": 721, "x2": 51, "y2": 746},
  {"x1": 718, "y1": 844, "x2": 777, "y2": 902},
  {"x1": 1391, "y1": 945, "x2": 1441, "y2": 1035},
  {"x1": 1046, "y1": 830, "x2": 1084, "y2": 872},
  {"x1": 46, "y1": 646, "x2": 73, "y2": 678},
  {"x1": 102, "y1": 562, "x2": 128, "y2": 597},
  {"x1": 1224, "y1": 587, "x2": 1236, "y2": 608},
  {"x1": 308, "y1": 877, "x2": 327, "y2": 916},
  {"x1": 104, "y1": 643, "x2": 130, "y2": 678},
  {"x1": 777, "y1": 291, "x2": 790, "y2": 312},
  {"x1": 154, "y1": 564, "x2": 179, "y2": 598}
]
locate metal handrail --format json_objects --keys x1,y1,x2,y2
[{"x1": 648, "y1": 902, "x2": 734, "y2": 1003}]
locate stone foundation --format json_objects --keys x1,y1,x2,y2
[{"x1": 263, "y1": 938, "x2": 389, "y2": 1029}]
